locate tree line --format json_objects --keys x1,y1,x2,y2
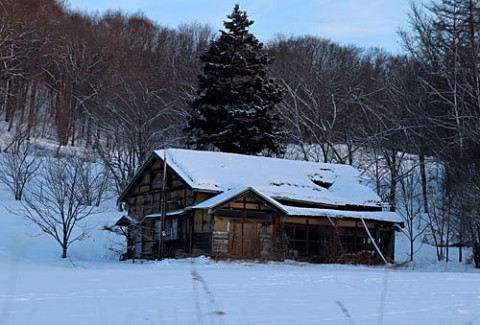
[
  {"x1": 0, "y1": 0, "x2": 214, "y2": 193},
  {"x1": 1, "y1": 0, "x2": 480, "y2": 267}
]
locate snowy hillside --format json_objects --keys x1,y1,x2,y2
[{"x1": 1, "y1": 157, "x2": 479, "y2": 324}]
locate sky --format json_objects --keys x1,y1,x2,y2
[{"x1": 65, "y1": 0, "x2": 416, "y2": 53}]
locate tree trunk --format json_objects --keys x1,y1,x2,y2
[
  {"x1": 473, "y1": 242, "x2": 480, "y2": 269},
  {"x1": 474, "y1": 225, "x2": 480, "y2": 269},
  {"x1": 388, "y1": 150, "x2": 397, "y2": 211},
  {"x1": 458, "y1": 228, "x2": 463, "y2": 263},
  {"x1": 419, "y1": 153, "x2": 429, "y2": 214},
  {"x1": 27, "y1": 82, "x2": 37, "y2": 140},
  {"x1": 56, "y1": 88, "x2": 70, "y2": 146},
  {"x1": 62, "y1": 228, "x2": 68, "y2": 258},
  {"x1": 410, "y1": 239, "x2": 414, "y2": 262}
]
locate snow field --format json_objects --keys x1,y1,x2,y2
[
  {"x1": 1, "y1": 257, "x2": 480, "y2": 324},
  {"x1": 1, "y1": 157, "x2": 480, "y2": 324}
]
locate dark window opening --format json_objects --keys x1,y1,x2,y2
[
  {"x1": 246, "y1": 211, "x2": 272, "y2": 221},
  {"x1": 215, "y1": 210, "x2": 242, "y2": 219},
  {"x1": 215, "y1": 209, "x2": 273, "y2": 222},
  {"x1": 284, "y1": 223, "x2": 387, "y2": 263},
  {"x1": 151, "y1": 171, "x2": 173, "y2": 190}
]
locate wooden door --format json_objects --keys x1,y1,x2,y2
[
  {"x1": 242, "y1": 222, "x2": 259, "y2": 258},
  {"x1": 229, "y1": 221, "x2": 242, "y2": 257},
  {"x1": 228, "y1": 221, "x2": 259, "y2": 258}
]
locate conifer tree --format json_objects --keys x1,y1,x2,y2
[{"x1": 187, "y1": 4, "x2": 285, "y2": 155}]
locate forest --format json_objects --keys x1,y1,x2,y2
[{"x1": 1, "y1": 0, "x2": 480, "y2": 267}]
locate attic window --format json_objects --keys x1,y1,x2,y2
[
  {"x1": 151, "y1": 170, "x2": 172, "y2": 190},
  {"x1": 311, "y1": 179, "x2": 333, "y2": 189},
  {"x1": 151, "y1": 172, "x2": 164, "y2": 190}
]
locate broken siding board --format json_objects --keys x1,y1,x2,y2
[
  {"x1": 195, "y1": 192, "x2": 215, "y2": 202},
  {"x1": 193, "y1": 210, "x2": 211, "y2": 232},
  {"x1": 212, "y1": 232, "x2": 229, "y2": 256},
  {"x1": 259, "y1": 233, "x2": 273, "y2": 257},
  {"x1": 193, "y1": 210, "x2": 203, "y2": 232},
  {"x1": 264, "y1": 224, "x2": 274, "y2": 235},
  {"x1": 213, "y1": 218, "x2": 228, "y2": 232},
  {"x1": 185, "y1": 189, "x2": 195, "y2": 206}
]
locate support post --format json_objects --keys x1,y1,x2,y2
[
  {"x1": 158, "y1": 151, "x2": 168, "y2": 259},
  {"x1": 360, "y1": 218, "x2": 388, "y2": 264}
]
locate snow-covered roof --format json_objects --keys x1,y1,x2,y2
[
  {"x1": 190, "y1": 186, "x2": 401, "y2": 224},
  {"x1": 145, "y1": 210, "x2": 187, "y2": 218},
  {"x1": 282, "y1": 206, "x2": 403, "y2": 223},
  {"x1": 155, "y1": 149, "x2": 382, "y2": 208},
  {"x1": 114, "y1": 214, "x2": 138, "y2": 226}
]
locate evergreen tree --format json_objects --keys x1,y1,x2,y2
[{"x1": 186, "y1": 4, "x2": 285, "y2": 155}]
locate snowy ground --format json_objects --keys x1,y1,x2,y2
[{"x1": 1, "y1": 172, "x2": 480, "y2": 324}]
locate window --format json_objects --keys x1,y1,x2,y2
[
  {"x1": 215, "y1": 210, "x2": 242, "y2": 219},
  {"x1": 151, "y1": 171, "x2": 173, "y2": 190},
  {"x1": 284, "y1": 224, "x2": 335, "y2": 261},
  {"x1": 245, "y1": 211, "x2": 272, "y2": 221},
  {"x1": 151, "y1": 172, "x2": 163, "y2": 190}
]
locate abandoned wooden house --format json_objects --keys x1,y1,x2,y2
[{"x1": 117, "y1": 148, "x2": 403, "y2": 264}]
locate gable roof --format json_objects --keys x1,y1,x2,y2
[
  {"x1": 192, "y1": 186, "x2": 287, "y2": 215},
  {"x1": 154, "y1": 148, "x2": 382, "y2": 209}
]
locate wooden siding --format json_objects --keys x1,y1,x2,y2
[
  {"x1": 124, "y1": 160, "x2": 195, "y2": 223},
  {"x1": 209, "y1": 193, "x2": 279, "y2": 259}
]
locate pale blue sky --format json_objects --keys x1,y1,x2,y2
[{"x1": 66, "y1": 0, "x2": 415, "y2": 53}]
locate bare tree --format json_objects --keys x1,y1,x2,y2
[
  {"x1": 88, "y1": 14, "x2": 212, "y2": 194},
  {"x1": 270, "y1": 36, "x2": 365, "y2": 163},
  {"x1": 19, "y1": 153, "x2": 109, "y2": 258},
  {"x1": 422, "y1": 165, "x2": 453, "y2": 262},
  {"x1": 401, "y1": 0, "x2": 480, "y2": 267},
  {"x1": 398, "y1": 169, "x2": 428, "y2": 261},
  {"x1": 77, "y1": 156, "x2": 113, "y2": 207},
  {"x1": 0, "y1": 136, "x2": 40, "y2": 200}
]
